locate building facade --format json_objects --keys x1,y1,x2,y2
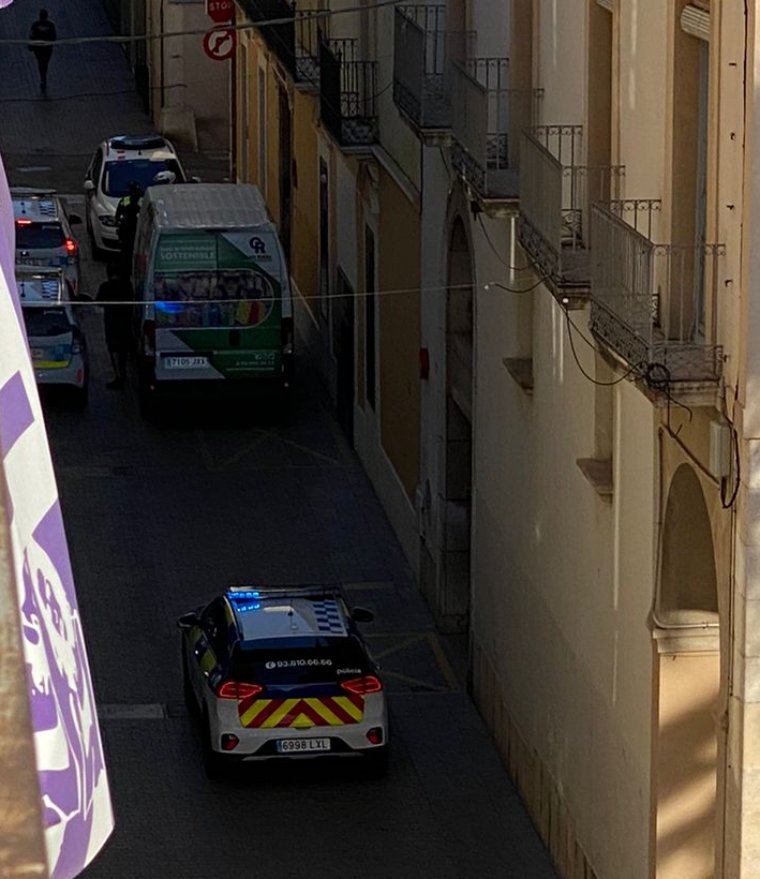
[{"x1": 232, "y1": 0, "x2": 760, "y2": 876}]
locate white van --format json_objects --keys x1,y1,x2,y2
[{"x1": 132, "y1": 184, "x2": 293, "y2": 411}]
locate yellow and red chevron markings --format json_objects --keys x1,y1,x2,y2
[{"x1": 238, "y1": 694, "x2": 365, "y2": 729}]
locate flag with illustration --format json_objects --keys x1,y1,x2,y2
[{"x1": 0, "y1": 154, "x2": 114, "y2": 876}]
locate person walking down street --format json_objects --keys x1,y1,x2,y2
[
  {"x1": 96, "y1": 263, "x2": 134, "y2": 390},
  {"x1": 28, "y1": 9, "x2": 56, "y2": 94},
  {"x1": 115, "y1": 180, "x2": 143, "y2": 275}
]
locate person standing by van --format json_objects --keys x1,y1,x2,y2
[
  {"x1": 97, "y1": 263, "x2": 134, "y2": 390},
  {"x1": 28, "y1": 9, "x2": 56, "y2": 94},
  {"x1": 115, "y1": 181, "x2": 143, "y2": 275}
]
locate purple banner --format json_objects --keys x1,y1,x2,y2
[{"x1": 0, "y1": 153, "x2": 113, "y2": 875}]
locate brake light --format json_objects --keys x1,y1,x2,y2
[
  {"x1": 65, "y1": 238, "x2": 78, "y2": 255},
  {"x1": 340, "y1": 675, "x2": 383, "y2": 695},
  {"x1": 15, "y1": 218, "x2": 32, "y2": 226},
  {"x1": 216, "y1": 681, "x2": 263, "y2": 700}
]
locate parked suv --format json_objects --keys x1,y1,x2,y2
[
  {"x1": 84, "y1": 134, "x2": 188, "y2": 257},
  {"x1": 12, "y1": 188, "x2": 81, "y2": 295}
]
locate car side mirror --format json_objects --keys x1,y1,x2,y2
[
  {"x1": 68, "y1": 213, "x2": 82, "y2": 225},
  {"x1": 177, "y1": 611, "x2": 199, "y2": 630},
  {"x1": 351, "y1": 607, "x2": 374, "y2": 624},
  {"x1": 84, "y1": 180, "x2": 95, "y2": 192}
]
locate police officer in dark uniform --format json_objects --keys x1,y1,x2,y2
[
  {"x1": 115, "y1": 181, "x2": 143, "y2": 275},
  {"x1": 28, "y1": 9, "x2": 57, "y2": 94}
]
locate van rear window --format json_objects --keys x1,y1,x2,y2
[{"x1": 153, "y1": 269, "x2": 275, "y2": 328}]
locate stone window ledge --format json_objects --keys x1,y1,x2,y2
[{"x1": 576, "y1": 457, "x2": 613, "y2": 498}]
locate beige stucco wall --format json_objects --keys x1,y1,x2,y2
[
  {"x1": 616, "y1": 0, "x2": 668, "y2": 200},
  {"x1": 290, "y1": 87, "x2": 320, "y2": 307},
  {"x1": 472, "y1": 277, "x2": 657, "y2": 876},
  {"x1": 377, "y1": 170, "x2": 421, "y2": 500},
  {"x1": 534, "y1": 0, "x2": 587, "y2": 125}
]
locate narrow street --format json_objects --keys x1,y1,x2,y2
[{"x1": 1, "y1": 3, "x2": 558, "y2": 877}]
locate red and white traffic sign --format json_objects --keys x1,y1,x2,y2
[
  {"x1": 206, "y1": 0, "x2": 234, "y2": 24},
  {"x1": 203, "y1": 27, "x2": 236, "y2": 61}
]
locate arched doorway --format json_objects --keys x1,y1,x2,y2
[
  {"x1": 440, "y1": 216, "x2": 473, "y2": 630},
  {"x1": 653, "y1": 463, "x2": 720, "y2": 879}
]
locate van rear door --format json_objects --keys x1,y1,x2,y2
[{"x1": 151, "y1": 230, "x2": 285, "y2": 383}]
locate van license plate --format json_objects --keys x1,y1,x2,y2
[
  {"x1": 276, "y1": 738, "x2": 331, "y2": 753},
  {"x1": 163, "y1": 356, "x2": 208, "y2": 370}
]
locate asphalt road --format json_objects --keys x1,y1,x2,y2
[
  {"x1": 1, "y1": 0, "x2": 559, "y2": 875},
  {"x1": 44, "y1": 235, "x2": 557, "y2": 878}
]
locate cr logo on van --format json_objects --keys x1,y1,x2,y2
[{"x1": 249, "y1": 236, "x2": 267, "y2": 255}]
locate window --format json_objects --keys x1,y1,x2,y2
[{"x1": 201, "y1": 599, "x2": 229, "y2": 658}]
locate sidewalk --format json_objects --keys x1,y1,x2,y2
[{"x1": 0, "y1": 0, "x2": 228, "y2": 190}]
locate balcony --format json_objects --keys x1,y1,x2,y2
[
  {"x1": 590, "y1": 200, "x2": 724, "y2": 387},
  {"x1": 319, "y1": 38, "x2": 378, "y2": 148},
  {"x1": 450, "y1": 59, "x2": 537, "y2": 205},
  {"x1": 517, "y1": 125, "x2": 624, "y2": 295},
  {"x1": 392, "y1": 5, "x2": 452, "y2": 136},
  {"x1": 239, "y1": 0, "x2": 321, "y2": 86}
]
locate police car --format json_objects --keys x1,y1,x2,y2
[
  {"x1": 16, "y1": 266, "x2": 89, "y2": 409},
  {"x1": 178, "y1": 586, "x2": 389, "y2": 778},
  {"x1": 84, "y1": 135, "x2": 188, "y2": 256},
  {"x1": 12, "y1": 188, "x2": 81, "y2": 296}
]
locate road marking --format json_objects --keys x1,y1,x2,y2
[
  {"x1": 426, "y1": 631, "x2": 460, "y2": 691},
  {"x1": 382, "y1": 669, "x2": 451, "y2": 693},
  {"x1": 196, "y1": 428, "x2": 344, "y2": 472}
]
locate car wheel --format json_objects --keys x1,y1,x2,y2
[
  {"x1": 363, "y1": 745, "x2": 389, "y2": 779},
  {"x1": 201, "y1": 713, "x2": 226, "y2": 781}
]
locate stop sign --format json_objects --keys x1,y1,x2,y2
[{"x1": 206, "y1": 0, "x2": 234, "y2": 23}]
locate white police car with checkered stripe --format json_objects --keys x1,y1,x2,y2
[{"x1": 178, "y1": 585, "x2": 389, "y2": 779}]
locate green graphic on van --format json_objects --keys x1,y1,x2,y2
[{"x1": 153, "y1": 232, "x2": 281, "y2": 333}]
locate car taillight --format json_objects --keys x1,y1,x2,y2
[
  {"x1": 340, "y1": 675, "x2": 383, "y2": 695},
  {"x1": 65, "y1": 238, "x2": 78, "y2": 255},
  {"x1": 15, "y1": 218, "x2": 32, "y2": 226},
  {"x1": 216, "y1": 681, "x2": 263, "y2": 700}
]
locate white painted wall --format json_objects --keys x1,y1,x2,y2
[
  {"x1": 534, "y1": 0, "x2": 587, "y2": 124},
  {"x1": 617, "y1": 0, "x2": 668, "y2": 206}
]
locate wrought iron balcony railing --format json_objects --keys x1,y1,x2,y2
[
  {"x1": 517, "y1": 125, "x2": 624, "y2": 290},
  {"x1": 590, "y1": 200, "x2": 724, "y2": 385},
  {"x1": 319, "y1": 38, "x2": 378, "y2": 147},
  {"x1": 450, "y1": 59, "x2": 538, "y2": 202},
  {"x1": 393, "y1": 5, "x2": 455, "y2": 132},
  {"x1": 239, "y1": 0, "x2": 321, "y2": 85}
]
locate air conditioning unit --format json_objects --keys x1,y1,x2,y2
[{"x1": 708, "y1": 420, "x2": 732, "y2": 479}]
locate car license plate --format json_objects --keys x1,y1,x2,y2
[
  {"x1": 276, "y1": 738, "x2": 331, "y2": 754},
  {"x1": 163, "y1": 356, "x2": 208, "y2": 370}
]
